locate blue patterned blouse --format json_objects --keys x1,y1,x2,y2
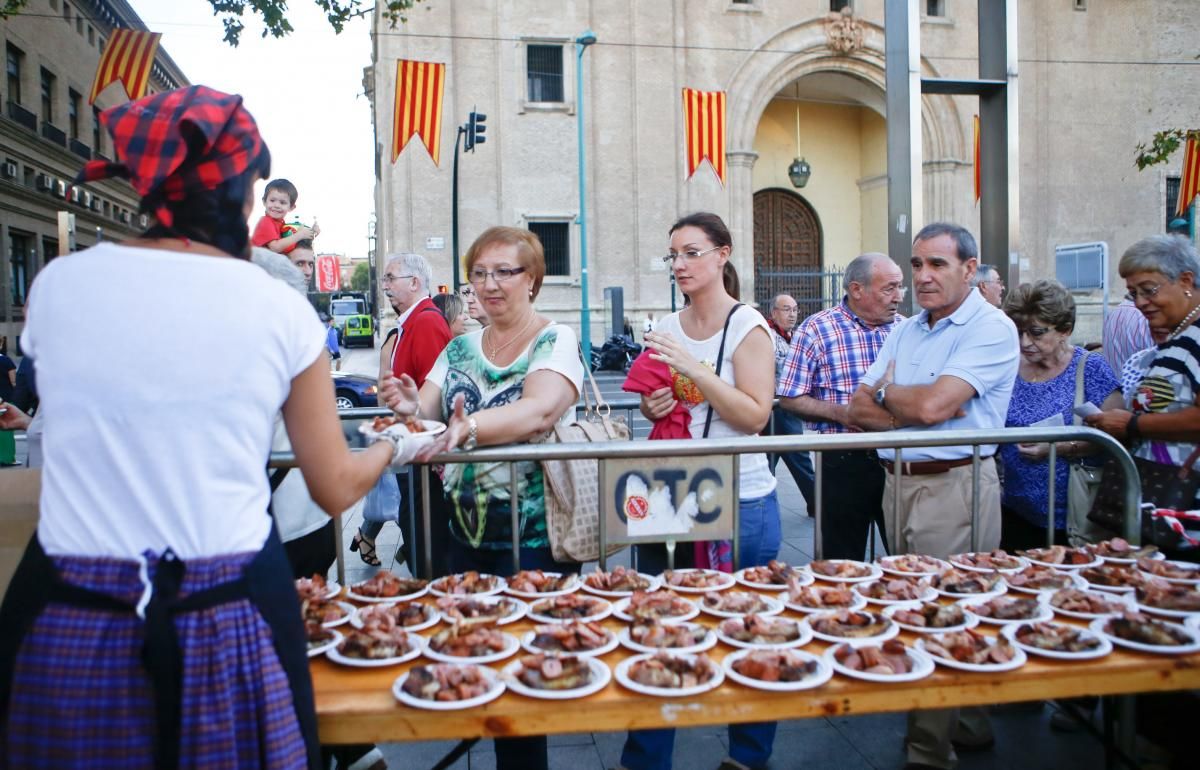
[{"x1": 1000, "y1": 348, "x2": 1119, "y2": 529}]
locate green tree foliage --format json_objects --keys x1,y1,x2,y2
[
  {"x1": 1135, "y1": 129, "x2": 1200, "y2": 171},
  {"x1": 350, "y1": 261, "x2": 370, "y2": 291},
  {"x1": 1, "y1": 1, "x2": 423, "y2": 46}
]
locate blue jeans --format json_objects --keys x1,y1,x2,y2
[
  {"x1": 766, "y1": 406, "x2": 815, "y2": 514},
  {"x1": 622, "y1": 491, "x2": 781, "y2": 770}
]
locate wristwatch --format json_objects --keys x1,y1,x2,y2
[
  {"x1": 874, "y1": 382, "x2": 889, "y2": 407},
  {"x1": 463, "y1": 417, "x2": 479, "y2": 451}
]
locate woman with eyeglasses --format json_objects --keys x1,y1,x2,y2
[
  {"x1": 998, "y1": 279, "x2": 1121, "y2": 549},
  {"x1": 621, "y1": 212, "x2": 779, "y2": 770},
  {"x1": 380, "y1": 226, "x2": 582, "y2": 770}
]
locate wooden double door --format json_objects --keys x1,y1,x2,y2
[{"x1": 752, "y1": 188, "x2": 823, "y2": 314}]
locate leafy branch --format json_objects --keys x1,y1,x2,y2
[{"x1": 1135, "y1": 129, "x2": 1200, "y2": 171}]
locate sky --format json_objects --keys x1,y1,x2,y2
[{"x1": 125, "y1": 0, "x2": 376, "y2": 258}]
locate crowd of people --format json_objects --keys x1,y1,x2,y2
[{"x1": 0, "y1": 84, "x2": 1197, "y2": 770}]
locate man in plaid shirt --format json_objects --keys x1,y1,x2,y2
[{"x1": 778, "y1": 253, "x2": 904, "y2": 559}]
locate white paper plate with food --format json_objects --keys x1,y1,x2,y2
[
  {"x1": 806, "y1": 559, "x2": 883, "y2": 584},
  {"x1": 1087, "y1": 539, "x2": 1162, "y2": 565},
  {"x1": 1132, "y1": 582, "x2": 1200, "y2": 620},
  {"x1": 424, "y1": 627, "x2": 521, "y2": 665},
  {"x1": 503, "y1": 571, "x2": 580, "y2": 599},
  {"x1": 660, "y1": 568, "x2": 736, "y2": 593},
  {"x1": 1016, "y1": 546, "x2": 1103, "y2": 571},
  {"x1": 434, "y1": 595, "x2": 526, "y2": 626},
  {"x1": 878, "y1": 555, "x2": 951, "y2": 578},
  {"x1": 930, "y1": 570, "x2": 1007, "y2": 599},
  {"x1": 715, "y1": 614, "x2": 811, "y2": 650},
  {"x1": 618, "y1": 622, "x2": 717, "y2": 655},
  {"x1": 614, "y1": 652, "x2": 724, "y2": 697},
  {"x1": 734, "y1": 561, "x2": 811, "y2": 590},
  {"x1": 315, "y1": 601, "x2": 356, "y2": 628},
  {"x1": 947, "y1": 551, "x2": 1029, "y2": 574},
  {"x1": 784, "y1": 585, "x2": 868, "y2": 615},
  {"x1": 1047, "y1": 588, "x2": 1134, "y2": 620},
  {"x1": 1001, "y1": 621, "x2": 1112, "y2": 661},
  {"x1": 296, "y1": 575, "x2": 341, "y2": 600},
  {"x1": 612, "y1": 593, "x2": 699, "y2": 624},
  {"x1": 882, "y1": 602, "x2": 980, "y2": 634},
  {"x1": 359, "y1": 415, "x2": 447, "y2": 441},
  {"x1": 1079, "y1": 564, "x2": 1145, "y2": 594},
  {"x1": 802, "y1": 609, "x2": 899, "y2": 644},
  {"x1": 853, "y1": 579, "x2": 938, "y2": 606},
  {"x1": 580, "y1": 569, "x2": 662, "y2": 597},
  {"x1": 392, "y1": 664, "x2": 504, "y2": 711},
  {"x1": 345, "y1": 575, "x2": 430, "y2": 604},
  {"x1": 326, "y1": 631, "x2": 423, "y2": 667},
  {"x1": 428, "y1": 572, "x2": 507, "y2": 597},
  {"x1": 1005, "y1": 570, "x2": 1086, "y2": 595},
  {"x1": 1136, "y1": 558, "x2": 1200, "y2": 586},
  {"x1": 824, "y1": 641, "x2": 935, "y2": 683},
  {"x1": 957, "y1": 594, "x2": 1053, "y2": 626},
  {"x1": 521, "y1": 622, "x2": 619, "y2": 658},
  {"x1": 350, "y1": 601, "x2": 440, "y2": 632},
  {"x1": 502, "y1": 654, "x2": 611, "y2": 700},
  {"x1": 699, "y1": 591, "x2": 784, "y2": 618},
  {"x1": 1090, "y1": 614, "x2": 1200, "y2": 655},
  {"x1": 722, "y1": 648, "x2": 833, "y2": 692},
  {"x1": 306, "y1": 628, "x2": 343, "y2": 658},
  {"x1": 527, "y1": 595, "x2": 613, "y2": 625},
  {"x1": 916, "y1": 631, "x2": 1027, "y2": 673}
]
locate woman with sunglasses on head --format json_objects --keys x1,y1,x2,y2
[
  {"x1": 381, "y1": 226, "x2": 582, "y2": 770},
  {"x1": 620, "y1": 212, "x2": 778, "y2": 770},
  {"x1": 998, "y1": 279, "x2": 1122, "y2": 549},
  {"x1": 0, "y1": 87, "x2": 426, "y2": 769}
]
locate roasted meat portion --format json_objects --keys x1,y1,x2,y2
[
  {"x1": 1104, "y1": 612, "x2": 1193, "y2": 646},
  {"x1": 402, "y1": 664, "x2": 494, "y2": 702},
  {"x1": 1017, "y1": 545, "x2": 1094, "y2": 566},
  {"x1": 352, "y1": 572, "x2": 428, "y2": 598},
  {"x1": 431, "y1": 571, "x2": 499, "y2": 595},
  {"x1": 428, "y1": 623, "x2": 511, "y2": 658},
  {"x1": 528, "y1": 620, "x2": 613, "y2": 653},
  {"x1": 1004, "y1": 566, "x2": 1075, "y2": 591},
  {"x1": 718, "y1": 615, "x2": 801, "y2": 644},
  {"x1": 1013, "y1": 622, "x2": 1101, "y2": 653},
  {"x1": 508, "y1": 570, "x2": 576, "y2": 594},
  {"x1": 740, "y1": 560, "x2": 799, "y2": 585},
  {"x1": 731, "y1": 650, "x2": 818, "y2": 683},
  {"x1": 584, "y1": 566, "x2": 652, "y2": 593},
  {"x1": 624, "y1": 590, "x2": 694, "y2": 621},
  {"x1": 923, "y1": 629, "x2": 1018, "y2": 665},
  {"x1": 810, "y1": 609, "x2": 892, "y2": 638},
  {"x1": 627, "y1": 653, "x2": 717, "y2": 689},
  {"x1": 949, "y1": 550, "x2": 1024, "y2": 571},
  {"x1": 968, "y1": 596, "x2": 1044, "y2": 620},
  {"x1": 1087, "y1": 538, "x2": 1158, "y2": 560},
  {"x1": 832, "y1": 639, "x2": 914, "y2": 674},
  {"x1": 663, "y1": 569, "x2": 729, "y2": 589},
  {"x1": 931, "y1": 568, "x2": 1003, "y2": 594},
  {"x1": 1049, "y1": 589, "x2": 1127, "y2": 615},
  {"x1": 855, "y1": 577, "x2": 930, "y2": 602},
  {"x1": 810, "y1": 559, "x2": 873, "y2": 579},
  {"x1": 512, "y1": 654, "x2": 593, "y2": 691},
  {"x1": 530, "y1": 594, "x2": 609, "y2": 620},
  {"x1": 890, "y1": 602, "x2": 967, "y2": 629},
  {"x1": 701, "y1": 590, "x2": 771, "y2": 614},
  {"x1": 786, "y1": 583, "x2": 857, "y2": 609},
  {"x1": 628, "y1": 621, "x2": 710, "y2": 649}
]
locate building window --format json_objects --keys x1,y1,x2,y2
[
  {"x1": 43, "y1": 237, "x2": 59, "y2": 263},
  {"x1": 92, "y1": 105, "x2": 102, "y2": 153},
  {"x1": 526, "y1": 44, "x2": 564, "y2": 103},
  {"x1": 926, "y1": 0, "x2": 946, "y2": 16},
  {"x1": 9, "y1": 231, "x2": 32, "y2": 307},
  {"x1": 40, "y1": 67, "x2": 55, "y2": 123},
  {"x1": 62, "y1": 2, "x2": 70, "y2": 22},
  {"x1": 6, "y1": 43, "x2": 22, "y2": 105},
  {"x1": 528, "y1": 221, "x2": 570, "y2": 276},
  {"x1": 22, "y1": 165, "x2": 34, "y2": 188},
  {"x1": 49, "y1": 0, "x2": 58, "y2": 10},
  {"x1": 76, "y1": 14, "x2": 84, "y2": 34},
  {"x1": 830, "y1": 0, "x2": 853, "y2": 12},
  {"x1": 88, "y1": 26, "x2": 95, "y2": 45},
  {"x1": 68, "y1": 89, "x2": 80, "y2": 139},
  {"x1": 1167, "y1": 176, "x2": 1195, "y2": 234}
]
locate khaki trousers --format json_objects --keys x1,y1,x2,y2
[{"x1": 883, "y1": 458, "x2": 1001, "y2": 769}]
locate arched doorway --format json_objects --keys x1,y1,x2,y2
[{"x1": 753, "y1": 188, "x2": 823, "y2": 314}]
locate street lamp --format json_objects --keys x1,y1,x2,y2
[
  {"x1": 576, "y1": 29, "x2": 597, "y2": 364},
  {"x1": 787, "y1": 104, "x2": 812, "y2": 188}
]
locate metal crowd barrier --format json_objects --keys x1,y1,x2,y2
[{"x1": 271, "y1": 417, "x2": 1141, "y2": 583}]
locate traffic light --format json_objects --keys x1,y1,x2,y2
[{"x1": 465, "y1": 110, "x2": 487, "y2": 152}]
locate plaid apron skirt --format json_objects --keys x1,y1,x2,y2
[{"x1": 0, "y1": 526, "x2": 319, "y2": 769}]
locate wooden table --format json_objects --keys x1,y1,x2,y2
[{"x1": 312, "y1": 586, "x2": 1200, "y2": 745}]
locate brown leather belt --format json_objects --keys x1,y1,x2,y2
[{"x1": 881, "y1": 456, "x2": 980, "y2": 475}]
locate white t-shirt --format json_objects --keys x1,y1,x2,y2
[
  {"x1": 23, "y1": 243, "x2": 326, "y2": 559},
  {"x1": 656, "y1": 306, "x2": 776, "y2": 499}
]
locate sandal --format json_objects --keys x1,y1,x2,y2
[{"x1": 350, "y1": 532, "x2": 381, "y2": 567}]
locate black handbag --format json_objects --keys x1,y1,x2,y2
[{"x1": 1087, "y1": 446, "x2": 1200, "y2": 542}]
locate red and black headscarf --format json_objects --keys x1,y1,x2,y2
[{"x1": 76, "y1": 85, "x2": 270, "y2": 254}]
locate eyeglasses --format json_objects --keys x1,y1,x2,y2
[
  {"x1": 381, "y1": 273, "x2": 415, "y2": 285},
  {"x1": 661, "y1": 246, "x2": 721, "y2": 265},
  {"x1": 458, "y1": 285, "x2": 476, "y2": 298},
  {"x1": 1020, "y1": 326, "x2": 1052, "y2": 339},
  {"x1": 468, "y1": 266, "x2": 526, "y2": 285},
  {"x1": 1124, "y1": 283, "x2": 1164, "y2": 303},
  {"x1": 880, "y1": 283, "x2": 909, "y2": 298}
]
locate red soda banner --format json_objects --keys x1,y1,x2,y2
[{"x1": 316, "y1": 255, "x2": 341, "y2": 292}]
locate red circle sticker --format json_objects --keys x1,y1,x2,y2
[{"x1": 625, "y1": 495, "x2": 650, "y2": 521}]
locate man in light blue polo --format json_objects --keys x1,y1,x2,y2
[{"x1": 849, "y1": 222, "x2": 1018, "y2": 770}]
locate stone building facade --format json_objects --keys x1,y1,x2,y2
[
  {"x1": 369, "y1": 0, "x2": 1199, "y2": 344},
  {"x1": 1, "y1": 0, "x2": 189, "y2": 347}
]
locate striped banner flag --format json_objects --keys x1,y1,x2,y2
[
  {"x1": 392, "y1": 59, "x2": 445, "y2": 166},
  {"x1": 1176, "y1": 136, "x2": 1200, "y2": 217},
  {"x1": 682, "y1": 88, "x2": 726, "y2": 185},
  {"x1": 88, "y1": 29, "x2": 161, "y2": 105},
  {"x1": 973, "y1": 114, "x2": 981, "y2": 204}
]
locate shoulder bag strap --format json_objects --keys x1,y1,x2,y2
[
  {"x1": 702, "y1": 303, "x2": 744, "y2": 439},
  {"x1": 1072, "y1": 349, "x2": 1091, "y2": 426}
]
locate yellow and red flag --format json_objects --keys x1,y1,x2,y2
[
  {"x1": 973, "y1": 114, "x2": 981, "y2": 204},
  {"x1": 392, "y1": 59, "x2": 445, "y2": 166},
  {"x1": 1176, "y1": 136, "x2": 1200, "y2": 217},
  {"x1": 682, "y1": 88, "x2": 726, "y2": 185},
  {"x1": 88, "y1": 29, "x2": 161, "y2": 105}
]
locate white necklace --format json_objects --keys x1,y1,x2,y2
[{"x1": 1168, "y1": 301, "x2": 1200, "y2": 340}]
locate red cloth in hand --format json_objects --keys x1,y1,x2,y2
[{"x1": 622, "y1": 350, "x2": 691, "y2": 440}]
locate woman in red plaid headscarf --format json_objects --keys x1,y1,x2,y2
[{"x1": 0, "y1": 86, "x2": 424, "y2": 769}]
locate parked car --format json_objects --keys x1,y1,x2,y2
[
  {"x1": 341, "y1": 313, "x2": 375, "y2": 348},
  {"x1": 332, "y1": 371, "x2": 378, "y2": 409}
]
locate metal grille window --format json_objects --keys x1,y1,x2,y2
[
  {"x1": 1167, "y1": 176, "x2": 1194, "y2": 233},
  {"x1": 926, "y1": 0, "x2": 945, "y2": 16},
  {"x1": 40, "y1": 67, "x2": 55, "y2": 122},
  {"x1": 92, "y1": 105, "x2": 102, "y2": 153},
  {"x1": 9, "y1": 231, "x2": 31, "y2": 306},
  {"x1": 68, "y1": 89, "x2": 80, "y2": 139},
  {"x1": 526, "y1": 44, "x2": 564, "y2": 103},
  {"x1": 529, "y1": 222, "x2": 569, "y2": 276},
  {"x1": 6, "y1": 44, "x2": 22, "y2": 105}
]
